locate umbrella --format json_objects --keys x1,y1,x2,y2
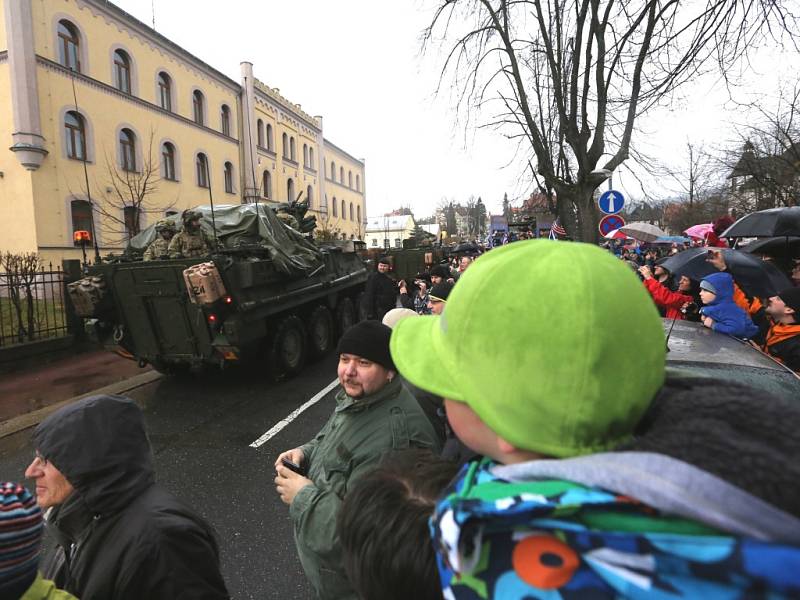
[
  {"x1": 658, "y1": 247, "x2": 792, "y2": 299},
  {"x1": 652, "y1": 235, "x2": 691, "y2": 244},
  {"x1": 684, "y1": 223, "x2": 713, "y2": 239},
  {"x1": 604, "y1": 228, "x2": 630, "y2": 240},
  {"x1": 741, "y1": 236, "x2": 800, "y2": 260},
  {"x1": 618, "y1": 222, "x2": 667, "y2": 242},
  {"x1": 721, "y1": 206, "x2": 800, "y2": 238}
]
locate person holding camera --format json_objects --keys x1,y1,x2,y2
[{"x1": 639, "y1": 266, "x2": 700, "y2": 321}]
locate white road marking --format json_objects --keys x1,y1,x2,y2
[{"x1": 249, "y1": 378, "x2": 340, "y2": 448}]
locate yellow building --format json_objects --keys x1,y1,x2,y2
[{"x1": 0, "y1": 0, "x2": 366, "y2": 265}]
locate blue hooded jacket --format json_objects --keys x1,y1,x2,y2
[{"x1": 700, "y1": 272, "x2": 760, "y2": 338}]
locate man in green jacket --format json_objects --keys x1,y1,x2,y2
[{"x1": 275, "y1": 320, "x2": 441, "y2": 599}]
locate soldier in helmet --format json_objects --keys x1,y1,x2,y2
[
  {"x1": 143, "y1": 219, "x2": 176, "y2": 261},
  {"x1": 168, "y1": 210, "x2": 213, "y2": 259}
]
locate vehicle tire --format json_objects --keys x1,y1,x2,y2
[
  {"x1": 270, "y1": 315, "x2": 307, "y2": 378},
  {"x1": 336, "y1": 297, "x2": 356, "y2": 336},
  {"x1": 307, "y1": 305, "x2": 335, "y2": 360},
  {"x1": 355, "y1": 291, "x2": 368, "y2": 322}
]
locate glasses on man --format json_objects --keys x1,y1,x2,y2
[{"x1": 33, "y1": 453, "x2": 49, "y2": 467}]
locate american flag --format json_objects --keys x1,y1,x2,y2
[{"x1": 549, "y1": 218, "x2": 566, "y2": 240}]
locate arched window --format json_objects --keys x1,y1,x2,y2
[
  {"x1": 113, "y1": 49, "x2": 131, "y2": 94},
  {"x1": 349, "y1": 202, "x2": 354, "y2": 221},
  {"x1": 220, "y1": 104, "x2": 231, "y2": 136},
  {"x1": 266, "y1": 124, "x2": 274, "y2": 151},
  {"x1": 70, "y1": 200, "x2": 93, "y2": 245},
  {"x1": 196, "y1": 153, "x2": 209, "y2": 188},
  {"x1": 306, "y1": 185, "x2": 313, "y2": 208},
  {"x1": 357, "y1": 205, "x2": 361, "y2": 223},
  {"x1": 119, "y1": 128, "x2": 136, "y2": 172},
  {"x1": 262, "y1": 170, "x2": 272, "y2": 199},
  {"x1": 303, "y1": 144, "x2": 308, "y2": 167},
  {"x1": 193, "y1": 90, "x2": 205, "y2": 125},
  {"x1": 332, "y1": 196, "x2": 337, "y2": 217},
  {"x1": 340, "y1": 166, "x2": 344, "y2": 184},
  {"x1": 356, "y1": 174, "x2": 360, "y2": 191},
  {"x1": 224, "y1": 161, "x2": 234, "y2": 193},
  {"x1": 157, "y1": 72, "x2": 172, "y2": 111},
  {"x1": 341, "y1": 199, "x2": 346, "y2": 220},
  {"x1": 57, "y1": 20, "x2": 81, "y2": 72},
  {"x1": 287, "y1": 178, "x2": 295, "y2": 202},
  {"x1": 290, "y1": 137, "x2": 296, "y2": 162},
  {"x1": 64, "y1": 111, "x2": 86, "y2": 161},
  {"x1": 282, "y1": 133, "x2": 288, "y2": 158},
  {"x1": 161, "y1": 142, "x2": 176, "y2": 180},
  {"x1": 330, "y1": 161, "x2": 336, "y2": 180},
  {"x1": 348, "y1": 171, "x2": 353, "y2": 188},
  {"x1": 309, "y1": 147, "x2": 314, "y2": 167},
  {"x1": 257, "y1": 119, "x2": 264, "y2": 147}
]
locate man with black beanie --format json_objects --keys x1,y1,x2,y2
[
  {"x1": 274, "y1": 321, "x2": 441, "y2": 599},
  {"x1": 362, "y1": 257, "x2": 397, "y2": 321},
  {"x1": 762, "y1": 287, "x2": 800, "y2": 372}
]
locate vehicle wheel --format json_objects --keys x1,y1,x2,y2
[
  {"x1": 355, "y1": 291, "x2": 368, "y2": 322},
  {"x1": 307, "y1": 305, "x2": 335, "y2": 360},
  {"x1": 270, "y1": 315, "x2": 307, "y2": 378},
  {"x1": 336, "y1": 297, "x2": 356, "y2": 336}
]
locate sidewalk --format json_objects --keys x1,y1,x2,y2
[{"x1": 0, "y1": 348, "x2": 151, "y2": 423}]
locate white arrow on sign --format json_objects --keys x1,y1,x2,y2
[{"x1": 606, "y1": 192, "x2": 618, "y2": 214}]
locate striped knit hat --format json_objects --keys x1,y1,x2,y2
[{"x1": 0, "y1": 482, "x2": 42, "y2": 594}]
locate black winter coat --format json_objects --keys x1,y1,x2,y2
[
  {"x1": 363, "y1": 271, "x2": 397, "y2": 319},
  {"x1": 35, "y1": 395, "x2": 229, "y2": 600}
]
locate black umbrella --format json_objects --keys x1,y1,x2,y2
[
  {"x1": 721, "y1": 206, "x2": 800, "y2": 238},
  {"x1": 740, "y1": 237, "x2": 800, "y2": 261},
  {"x1": 658, "y1": 248, "x2": 792, "y2": 299}
]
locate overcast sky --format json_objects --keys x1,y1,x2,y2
[{"x1": 115, "y1": 1, "x2": 798, "y2": 217}]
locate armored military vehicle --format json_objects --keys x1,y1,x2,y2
[{"x1": 68, "y1": 203, "x2": 368, "y2": 377}]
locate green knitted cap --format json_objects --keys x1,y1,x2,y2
[{"x1": 390, "y1": 240, "x2": 665, "y2": 457}]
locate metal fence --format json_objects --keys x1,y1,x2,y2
[{"x1": 0, "y1": 264, "x2": 69, "y2": 347}]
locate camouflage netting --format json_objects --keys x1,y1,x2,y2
[{"x1": 126, "y1": 204, "x2": 323, "y2": 275}]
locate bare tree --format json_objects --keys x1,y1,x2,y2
[
  {"x1": 0, "y1": 252, "x2": 42, "y2": 343},
  {"x1": 423, "y1": 1, "x2": 798, "y2": 242},
  {"x1": 663, "y1": 141, "x2": 720, "y2": 207}
]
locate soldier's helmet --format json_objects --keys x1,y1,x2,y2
[
  {"x1": 182, "y1": 209, "x2": 203, "y2": 225},
  {"x1": 155, "y1": 219, "x2": 176, "y2": 233}
]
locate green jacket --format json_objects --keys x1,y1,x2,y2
[
  {"x1": 290, "y1": 378, "x2": 441, "y2": 599},
  {"x1": 20, "y1": 573, "x2": 79, "y2": 600}
]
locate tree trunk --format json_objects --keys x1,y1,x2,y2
[{"x1": 557, "y1": 186, "x2": 600, "y2": 244}]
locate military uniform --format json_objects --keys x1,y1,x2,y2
[
  {"x1": 143, "y1": 237, "x2": 171, "y2": 261},
  {"x1": 168, "y1": 229, "x2": 212, "y2": 258}
]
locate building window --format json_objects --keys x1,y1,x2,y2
[
  {"x1": 303, "y1": 144, "x2": 308, "y2": 167},
  {"x1": 348, "y1": 171, "x2": 353, "y2": 188},
  {"x1": 384, "y1": 238, "x2": 390, "y2": 249},
  {"x1": 290, "y1": 137, "x2": 296, "y2": 161},
  {"x1": 341, "y1": 199, "x2": 346, "y2": 220},
  {"x1": 196, "y1": 153, "x2": 209, "y2": 188},
  {"x1": 287, "y1": 178, "x2": 295, "y2": 202},
  {"x1": 349, "y1": 202, "x2": 354, "y2": 221},
  {"x1": 266, "y1": 124, "x2": 274, "y2": 151},
  {"x1": 357, "y1": 205, "x2": 361, "y2": 223},
  {"x1": 193, "y1": 90, "x2": 205, "y2": 125},
  {"x1": 220, "y1": 104, "x2": 231, "y2": 136},
  {"x1": 309, "y1": 147, "x2": 314, "y2": 166},
  {"x1": 157, "y1": 72, "x2": 172, "y2": 111},
  {"x1": 119, "y1": 128, "x2": 136, "y2": 172},
  {"x1": 162, "y1": 142, "x2": 176, "y2": 180},
  {"x1": 113, "y1": 49, "x2": 131, "y2": 94},
  {"x1": 123, "y1": 205, "x2": 141, "y2": 238},
  {"x1": 371, "y1": 238, "x2": 377, "y2": 247},
  {"x1": 262, "y1": 170, "x2": 272, "y2": 198},
  {"x1": 332, "y1": 196, "x2": 337, "y2": 217},
  {"x1": 257, "y1": 119, "x2": 264, "y2": 147},
  {"x1": 394, "y1": 238, "x2": 402, "y2": 248},
  {"x1": 64, "y1": 111, "x2": 86, "y2": 161},
  {"x1": 71, "y1": 200, "x2": 93, "y2": 245},
  {"x1": 282, "y1": 133, "x2": 288, "y2": 158},
  {"x1": 356, "y1": 174, "x2": 360, "y2": 191},
  {"x1": 340, "y1": 166, "x2": 344, "y2": 184},
  {"x1": 57, "y1": 20, "x2": 81, "y2": 72},
  {"x1": 224, "y1": 162, "x2": 234, "y2": 193},
  {"x1": 307, "y1": 185, "x2": 313, "y2": 208},
  {"x1": 330, "y1": 161, "x2": 336, "y2": 180}
]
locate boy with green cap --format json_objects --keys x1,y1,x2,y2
[{"x1": 390, "y1": 240, "x2": 800, "y2": 599}]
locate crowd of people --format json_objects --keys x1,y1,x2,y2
[{"x1": 3, "y1": 221, "x2": 800, "y2": 599}]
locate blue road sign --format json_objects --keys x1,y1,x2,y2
[
  {"x1": 599, "y1": 214, "x2": 626, "y2": 237},
  {"x1": 599, "y1": 190, "x2": 625, "y2": 215}
]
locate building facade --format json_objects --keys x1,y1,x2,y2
[
  {"x1": 364, "y1": 215, "x2": 415, "y2": 249},
  {"x1": 0, "y1": 0, "x2": 366, "y2": 265}
]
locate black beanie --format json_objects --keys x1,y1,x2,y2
[
  {"x1": 337, "y1": 321, "x2": 395, "y2": 371},
  {"x1": 430, "y1": 281, "x2": 454, "y2": 302},
  {"x1": 778, "y1": 287, "x2": 800, "y2": 315},
  {"x1": 430, "y1": 265, "x2": 450, "y2": 279}
]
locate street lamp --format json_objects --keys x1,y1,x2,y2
[{"x1": 590, "y1": 168, "x2": 613, "y2": 191}]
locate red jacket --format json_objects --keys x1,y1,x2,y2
[{"x1": 643, "y1": 278, "x2": 694, "y2": 320}]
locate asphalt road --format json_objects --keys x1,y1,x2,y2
[{"x1": 0, "y1": 356, "x2": 344, "y2": 600}]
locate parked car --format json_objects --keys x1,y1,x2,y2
[{"x1": 663, "y1": 318, "x2": 800, "y2": 401}]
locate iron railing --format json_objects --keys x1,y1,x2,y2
[{"x1": 0, "y1": 264, "x2": 69, "y2": 347}]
